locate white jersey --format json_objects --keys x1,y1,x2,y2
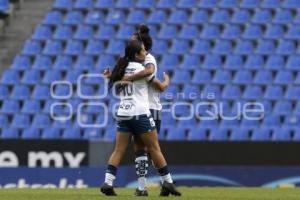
[
  {"x1": 117, "y1": 62, "x2": 151, "y2": 116},
  {"x1": 143, "y1": 53, "x2": 162, "y2": 110}
]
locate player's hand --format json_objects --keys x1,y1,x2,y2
[
  {"x1": 103, "y1": 68, "x2": 111, "y2": 78},
  {"x1": 163, "y1": 72, "x2": 170, "y2": 85}
]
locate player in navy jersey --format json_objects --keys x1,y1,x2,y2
[{"x1": 100, "y1": 40, "x2": 181, "y2": 197}]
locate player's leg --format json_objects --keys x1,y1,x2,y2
[
  {"x1": 101, "y1": 131, "x2": 131, "y2": 196},
  {"x1": 133, "y1": 136, "x2": 149, "y2": 196}
]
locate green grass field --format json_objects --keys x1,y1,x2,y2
[{"x1": 1, "y1": 187, "x2": 300, "y2": 200}]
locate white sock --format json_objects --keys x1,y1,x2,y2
[
  {"x1": 105, "y1": 173, "x2": 116, "y2": 186},
  {"x1": 138, "y1": 177, "x2": 147, "y2": 191},
  {"x1": 161, "y1": 173, "x2": 173, "y2": 183}
]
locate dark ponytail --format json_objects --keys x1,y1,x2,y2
[
  {"x1": 109, "y1": 40, "x2": 143, "y2": 93},
  {"x1": 135, "y1": 24, "x2": 152, "y2": 51}
]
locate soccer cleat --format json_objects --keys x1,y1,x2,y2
[
  {"x1": 134, "y1": 188, "x2": 149, "y2": 196},
  {"x1": 160, "y1": 181, "x2": 181, "y2": 196},
  {"x1": 100, "y1": 183, "x2": 117, "y2": 196}
]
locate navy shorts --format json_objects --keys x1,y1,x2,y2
[
  {"x1": 116, "y1": 114, "x2": 156, "y2": 135},
  {"x1": 150, "y1": 109, "x2": 161, "y2": 133}
]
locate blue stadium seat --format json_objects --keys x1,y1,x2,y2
[
  {"x1": 96, "y1": 55, "x2": 115, "y2": 69},
  {"x1": 64, "y1": 40, "x2": 84, "y2": 56},
  {"x1": 191, "y1": 40, "x2": 211, "y2": 55},
  {"x1": 152, "y1": 40, "x2": 169, "y2": 55},
  {"x1": 74, "y1": 55, "x2": 94, "y2": 70},
  {"x1": 230, "y1": 129, "x2": 250, "y2": 141},
  {"x1": 127, "y1": 10, "x2": 146, "y2": 24},
  {"x1": 252, "y1": 10, "x2": 272, "y2": 24},
  {"x1": 85, "y1": 11, "x2": 104, "y2": 26},
  {"x1": 296, "y1": 73, "x2": 300, "y2": 85},
  {"x1": 11, "y1": 55, "x2": 31, "y2": 70},
  {"x1": 210, "y1": 10, "x2": 230, "y2": 24},
  {"x1": 262, "y1": 115, "x2": 280, "y2": 129},
  {"x1": 32, "y1": 25, "x2": 52, "y2": 41},
  {"x1": 202, "y1": 55, "x2": 221, "y2": 69},
  {"x1": 0, "y1": 0, "x2": 9, "y2": 12},
  {"x1": 83, "y1": 128, "x2": 102, "y2": 140},
  {"x1": 286, "y1": 55, "x2": 300, "y2": 70},
  {"x1": 65, "y1": 70, "x2": 82, "y2": 84},
  {"x1": 192, "y1": 70, "x2": 211, "y2": 84},
  {"x1": 85, "y1": 40, "x2": 104, "y2": 56},
  {"x1": 233, "y1": 70, "x2": 253, "y2": 85},
  {"x1": 53, "y1": 55, "x2": 73, "y2": 71},
  {"x1": 265, "y1": 25, "x2": 284, "y2": 39},
  {"x1": 43, "y1": 11, "x2": 63, "y2": 25},
  {"x1": 180, "y1": 54, "x2": 200, "y2": 69},
  {"x1": 285, "y1": 86, "x2": 300, "y2": 100},
  {"x1": 294, "y1": 103, "x2": 300, "y2": 115},
  {"x1": 264, "y1": 85, "x2": 283, "y2": 100},
  {"x1": 222, "y1": 85, "x2": 242, "y2": 99},
  {"x1": 53, "y1": 0, "x2": 73, "y2": 10},
  {"x1": 254, "y1": 70, "x2": 273, "y2": 85},
  {"x1": 223, "y1": 55, "x2": 243, "y2": 70},
  {"x1": 243, "y1": 25, "x2": 263, "y2": 40},
  {"x1": 286, "y1": 26, "x2": 300, "y2": 39},
  {"x1": 231, "y1": 10, "x2": 251, "y2": 24},
  {"x1": 116, "y1": 25, "x2": 135, "y2": 40},
  {"x1": 136, "y1": 0, "x2": 156, "y2": 9},
  {"x1": 294, "y1": 12, "x2": 300, "y2": 24},
  {"x1": 42, "y1": 128, "x2": 61, "y2": 139},
  {"x1": 43, "y1": 40, "x2": 63, "y2": 56},
  {"x1": 189, "y1": 10, "x2": 209, "y2": 24},
  {"x1": 1, "y1": 70, "x2": 20, "y2": 85},
  {"x1": 188, "y1": 129, "x2": 206, "y2": 141},
  {"x1": 11, "y1": 85, "x2": 30, "y2": 100},
  {"x1": 198, "y1": 0, "x2": 218, "y2": 8},
  {"x1": 243, "y1": 85, "x2": 263, "y2": 100},
  {"x1": 0, "y1": 85, "x2": 9, "y2": 99},
  {"x1": 272, "y1": 129, "x2": 292, "y2": 141},
  {"x1": 179, "y1": 25, "x2": 199, "y2": 40},
  {"x1": 22, "y1": 129, "x2": 40, "y2": 139},
  {"x1": 21, "y1": 70, "x2": 41, "y2": 85},
  {"x1": 209, "y1": 129, "x2": 228, "y2": 141},
  {"x1": 32, "y1": 85, "x2": 51, "y2": 100},
  {"x1": 42, "y1": 70, "x2": 63, "y2": 84},
  {"x1": 168, "y1": 10, "x2": 188, "y2": 24},
  {"x1": 274, "y1": 101, "x2": 292, "y2": 115},
  {"x1": 251, "y1": 129, "x2": 271, "y2": 141},
  {"x1": 22, "y1": 100, "x2": 41, "y2": 114},
  {"x1": 212, "y1": 40, "x2": 233, "y2": 55},
  {"x1": 274, "y1": 71, "x2": 293, "y2": 85},
  {"x1": 241, "y1": 118, "x2": 260, "y2": 129},
  {"x1": 201, "y1": 25, "x2": 221, "y2": 39},
  {"x1": 283, "y1": 116, "x2": 300, "y2": 129},
  {"x1": 74, "y1": 0, "x2": 93, "y2": 10},
  {"x1": 63, "y1": 128, "x2": 82, "y2": 139},
  {"x1": 178, "y1": 0, "x2": 197, "y2": 9},
  {"x1": 106, "y1": 40, "x2": 124, "y2": 55},
  {"x1": 79, "y1": 85, "x2": 95, "y2": 97},
  {"x1": 256, "y1": 40, "x2": 276, "y2": 55},
  {"x1": 32, "y1": 55, "x2": 52, "y2": 71},
  {"x1": 31, "y1": 114, "x2": 51, "y2": 129},
  {"x1": 157, "y1": 0, "x2": 177, "y2": 9},
  {"x1": 147, "y1": 10, "x2": 167, "y2": 24},
  {"x1": 220, "y1": 118, "x2": 239, "y2": 129},
  {"x1": 234, "y1": 41, "x2": 254, "y2": 55},
  {"x1": 182, "y1": 84, "x2": 200, "y2": 98},
  {"x1": 160, "y1": 54, "x2": 179, "y2": 70},
  {"x1": 202, "y1": 85, "x2": 221, "y2": 99},
  {"x1": 103, "y1": 127, "x2": 116, "y2": 141},
  {"x1": 53, "y1": 118, "x2": 73, "y2": 129},
  {"x1": 212, "y1": 70, "x2": 232, "y2": 84},
  {"x1": 261, "y1": 0, "x2": 281, "y2": 8},
  {"x1": 172, "y1": 70, "x2": 191, "y2": 84},
  {"x1": 276, "y1": 40, "x2": 296, "y2": 55},
  {"x1": 0, "y1": 114, "x2": 9, "y2": 128},
  {"x1": 161, "y1": 85, "x2": 179, "y2": 101},
  {"x1": 95, "y1": 0, "x2": 113, "y2": 9},
  {"x1": 265, "y1": 55, "x2": 284, "y2": 70},
  {"x1": 282, "y1": 0, "x2": 300, "y2": 8},
  {"x1": 158, "y1": 25, "x2": 178, "y2": 40},
  {"x1": 63, "y1": 11, "x2": 84, "y2": 25},
  {"x1": 170, "y1": 40, "x2": 189, "y2": 54},
  {"x1": 1, "y1": 129, "x2": 19, "y2": 139},
  {"x1": 222, "y1": 25, "x2": 241, "y2": 39},
  {"x1": 167, "y1": 128, "x2": 186, "y2": 141},
  {"x1": 53, "y1": 25, "x2": 73, "y2": 41},
  {"x1": 22, "y1": 40, "x2": 42, "y2": 56},
  {"x1": 11, "y1": 114, "x2": 30, "y2": 129},
  {"x1": 74, "y1": 25, "x2": 94, "y2": 40},
  {"x1": 95, "y1": 25, "x2": 116, "y2": 40},
  {"x1": 244, "y1": 55, "x2": 264, "y2": 70},
  {"x1": 105, "y1": 10, "x2": 125, "y2": 25},
  {"x1": 273, "y1": 10, "x2": 293, "y2": 24}
]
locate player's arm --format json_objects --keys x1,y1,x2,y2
[
  {"x1": 151, "y1": 72, "x2": 170, "y2": 92},
  {"x1": 122, "y1": 64, "x2": 155, "y2": 82},
  {"x1": 102, "y1": 68, "x2": 111, "y2": 78}
]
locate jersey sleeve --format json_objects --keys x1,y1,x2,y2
[{"x1": 144, "y1": 55, "x2": 157, "y2": 82}]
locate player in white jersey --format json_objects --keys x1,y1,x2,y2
[{"x1": 101, "y1": 40, "x2": 181, "y2": 197}]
